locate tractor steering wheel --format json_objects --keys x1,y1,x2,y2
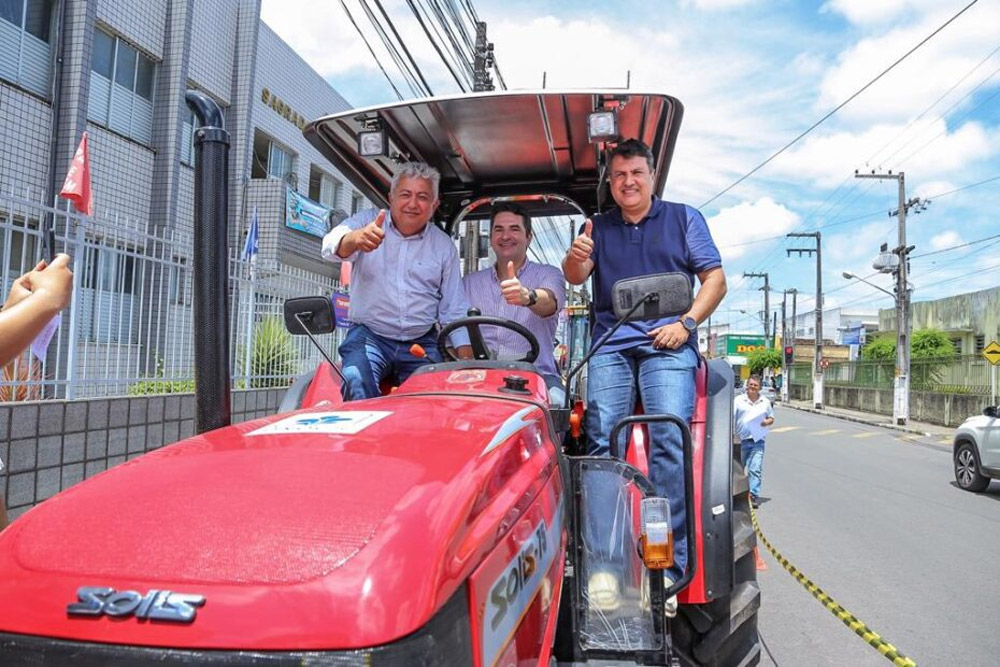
[{"x1": 437, "y1": 316, "x2": 540, "y2": 363}]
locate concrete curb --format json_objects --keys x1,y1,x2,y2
[{"x1": 780, "y1": 402, "x2": 943, "y2": 438}]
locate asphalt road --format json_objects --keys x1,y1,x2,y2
[{"x1": 755, "y1": 406, "x2": 1000, "y2": 667}]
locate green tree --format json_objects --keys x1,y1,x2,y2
[
  {"x1": 911, "y1": 329, "x2": 954, "y2": 358},
  {"x1": 861, "y1": 334, "x2": 896, "y2": 361},
  {"x1": 747, "y1": 348, "x2": 782, "y2": 376}
]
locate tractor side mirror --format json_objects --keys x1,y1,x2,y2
[
  {"x1": 985, "y1": 406, "x2": 998, "y2": 418},
  {"x1": 612, "y1": 272, "x2": 693, "y2": 323},
  {"x1": 283, "y1": 296, "x2": 336, "y2": 335}
]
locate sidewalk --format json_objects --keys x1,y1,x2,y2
[{"x1": 779, "y1": 399, "x2": 954, "y2": 440}]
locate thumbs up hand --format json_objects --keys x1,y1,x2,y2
[
  {"x1": 500, "y1": 260, "x2": 530, "y2": 306},
  {"x1": 569, "y1": 219, "x2": 594, "y2": 263},
  {"x1": 356, "y1": 209, "x2": 387, "y2": 253}
]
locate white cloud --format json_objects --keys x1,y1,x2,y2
[
  {"x1": 681, "y1": 0, "x2": 756, "y2": 9},
  {"x1": 708, "y1": 198, "x2": 801, "y2": 260},
  {"x1": 764, "y1": 119, "x2": 1000, "y2": 189},
  {"x1": 930, "y1": 230, "x2": 963, "y2": 250},
  {"x1": 816, "y1": 3, "x2": 1000, "y2": 126},
  {"x1": 827, "y1": 221, "x2": 892, "y2": 264},
  {"x1": 822, "y1": 0, "x2": 928, "y2": 25}
]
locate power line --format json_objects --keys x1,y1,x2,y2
[
  {"x1": 358, "y1": 0, "x2": 426, "y2": 97},
  {"x1": 866, "y1": 42, "x2": 1000, "y2": 167},
  {"x1": 339, "y1": 0, "x2": 404, "y2": 100},
  {"x1": 912, "y1": 232, "x2": 1000, "y2": 259},
  {"x1": 372, "y1": 0, "x2": 435, "y2": 96},
  {"x1": 406, "y1": 0, "x2": 472, "y2": 91},
  {"x1": 700, "y1": 0, "x2": 980, "y2": 209}
]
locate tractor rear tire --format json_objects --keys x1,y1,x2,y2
[{"x1": 671, "y1": 460, "x2": 761, "y2": 667}]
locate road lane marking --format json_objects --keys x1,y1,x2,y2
[
  {"x1": 938, "y1": 438, "x2": 952, "y2": 445},
  {"x1": 811, "y1": 429, "x2": 841, "y2": 435},
  {"x1": 770, "y1": 426, "x2": 800, "y2": 433},
  {"x1": 852, "y1": 432, "x2": 879, "y2": 439}
]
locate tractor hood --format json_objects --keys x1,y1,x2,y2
[{"x1": 0, "y1": 392, "x2": 557, "y2": 651}]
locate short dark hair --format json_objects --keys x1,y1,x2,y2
[
  {"x1": 489, "y1": 202, "x2": 532, "y2": 236},
  {"x1": 609, "y1": 138, "x2": 655, "y2": 172}
]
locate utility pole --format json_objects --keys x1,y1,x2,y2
[
  {"x1": 706, "y1": 316, "x2": 712, "y2": 358},
  {"x1": 787, "y1": 233, "x2": 822, "y2": 409},
  {"x1": 781, "y1": 292, "x2": 788, "y2": 402},
  {"x1": 743, "y1": 272, "x2": 770, "y2": 343},
  {"x1": 855, "y1": 170, "x2": 922, "y2": 425},
  {"x1": 472, "y1": 22, "x2": 495, "y2": 92},
  {"x1": 785, "y1": 288, "x2": 797, "y2": 403}
]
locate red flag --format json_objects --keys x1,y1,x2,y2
[
  {"x1": 59, "y1": 131, "x2": 92, "y2": 216},
  {"x1": 340, "y1": 260, "x2": 352, "y2": 288}
]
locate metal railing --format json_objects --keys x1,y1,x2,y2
[
  {"x1": 790, "y1": 355, "x2": 991, "y2": 395},
  {"x1": 1, "y1": 188, "x2": 344, "y2": 401}
]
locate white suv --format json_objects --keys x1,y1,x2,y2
[{"x1": 953, "y1": 406, "x2": 1000, "y2": 492}]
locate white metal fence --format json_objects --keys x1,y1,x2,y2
[{"x1": 1, "y1": 188, "x2": 344, "y2": 400}]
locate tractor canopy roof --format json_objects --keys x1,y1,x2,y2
[{"x1": 304, "y1": 90, "x2": 683, "y2": 233}]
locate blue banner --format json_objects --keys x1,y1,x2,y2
[{"x1": 285, "y1": 186, "x2": 331, "y2": 238}]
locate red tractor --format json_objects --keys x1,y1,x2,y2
[{"x1": 0, "y1": 91, "x2": 759, "y2": 666}]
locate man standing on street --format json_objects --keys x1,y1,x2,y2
[
  {"x1": 463, "y1": 203, "x2": 566, "y2": 404},
  {"x1": 322, "y1": 162, "x2": 472, "y2": 401},
  {"x1": 734, "y1": 375, "x2": 775, "y2": 508},
  {"x1": 563, "y1": 138, "x2": 727, "y2": 592}
]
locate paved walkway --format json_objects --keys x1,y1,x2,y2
[{"x1": 779, "y1": 399, "x2": 954, "y2": 439}]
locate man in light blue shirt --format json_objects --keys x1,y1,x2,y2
[{"x1": 322, "y1": 162, "x2": 472, "y2": 400}]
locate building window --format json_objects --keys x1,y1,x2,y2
[
  {"x1": 308, "y1": 166, "x2": 341, "y2": 209},
  {"x1": 251, "y1": 130, "x2": 295, "y2": 184},
  {"x1": 180, "y1": 110, "x2": 195, "y2": 166},
  {"x1": 351, "y1": 192, "x2": 363, "y2": 215},
  {"x1": 87, "y1": 28, "x2": 156, "y2": 145},
  {"x1": 0, "y1": 0, "x2": 55, "y2": 96},
  {"x1": 950, "y1": 338, "x2": 962, "y2": 355},
  {"x1": 974, "y1": 335, "x2": 985, "y2": 355}
]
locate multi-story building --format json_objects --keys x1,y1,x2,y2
[
  {"x1": 792, "y1": 307, "x2": 879, "y2": 345},
  {"x1": 1, "y1": 0, "x2": 364, "y2": 284}
]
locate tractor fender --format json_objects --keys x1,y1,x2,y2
[{"x1": 697, "y1": 359, "x2": 737, "y2": 601}]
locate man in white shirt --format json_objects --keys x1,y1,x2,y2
[
  {"x1": 733, "y1": 375, "x2": 775, "y2": 508},
  {"x1": 322, "y1": 162, "x2": 472, "y2": 400}
]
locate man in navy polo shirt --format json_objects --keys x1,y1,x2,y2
[{"x1": 563, "y1": 139, "x2": 727, "y2": 593}]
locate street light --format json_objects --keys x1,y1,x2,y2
[{"x1": 842, "y1": 271, "x2": 895, "y2": 299}]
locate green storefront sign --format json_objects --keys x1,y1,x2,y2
[{"x1": 723, "y1": 335, "x2": 767, "y2": 356}]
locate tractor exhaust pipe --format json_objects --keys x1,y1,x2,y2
[{"x1": 185, "y1": 90, "x2": 232, "y2": 433}]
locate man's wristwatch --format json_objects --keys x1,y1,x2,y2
[
  {"x1": 681, "y1": 316, "x2": 697, "y2": 333},
  {"x1": 525, "y1": 288, "x2": 538, "y2": 307}
]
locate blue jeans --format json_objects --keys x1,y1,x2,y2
[
  {"x1": 338, "y1": 324, "x2": 442, "y2": 401},
  {"x1": 585, "y1": 343, "x2": 698, "y2": 582},
  {"x1": 741, "y1": 439, "x2": 765, "y2": 498}
]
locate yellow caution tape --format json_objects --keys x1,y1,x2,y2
[{"x1": 751, "y1": 506, "x2": 918, "y2": 667}]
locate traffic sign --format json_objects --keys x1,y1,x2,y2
[{"x1": 983, "y1": 340, "x2": 1000, "y2": 366}]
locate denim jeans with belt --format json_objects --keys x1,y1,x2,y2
[
  {"x1": 740, "y1": 439, "x2": 766, "y2": 498},
  {"x1": 584, "y1": 342, "x2": 698, "y2": 582},
  {"x1": 338, "y1": 324, "x2": 442, "y2": 401}
]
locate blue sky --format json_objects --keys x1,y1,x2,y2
[{"x1": 261, "y1": 0, "x2": 1000, "y2": 335}]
